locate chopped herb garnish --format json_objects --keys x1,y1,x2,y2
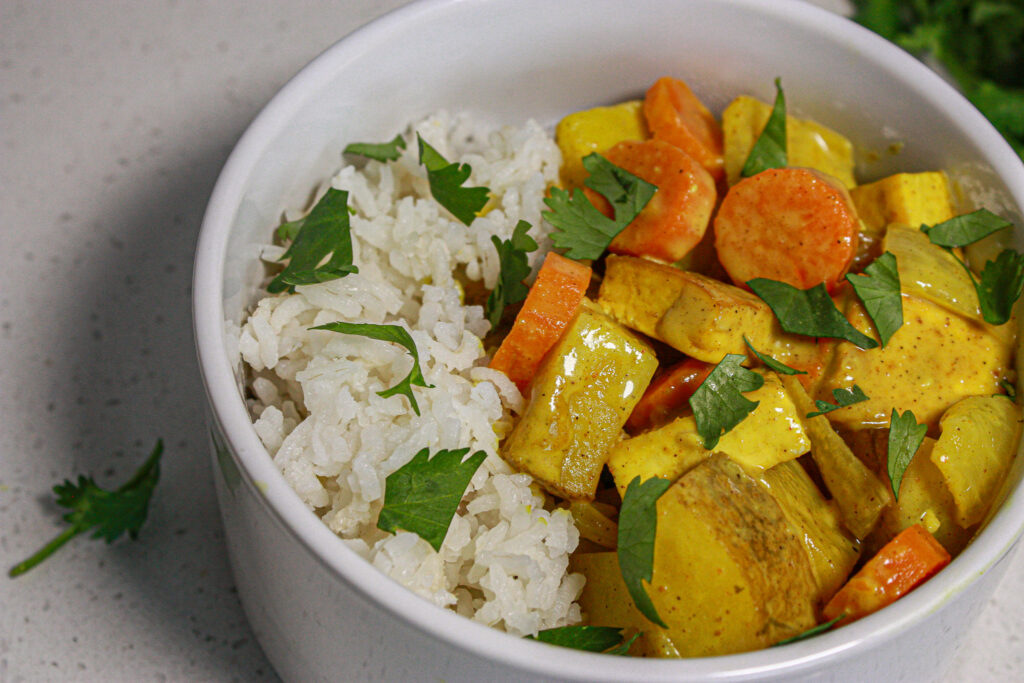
[
  {"x1": 344, "y1": 134, "x2": 407, "y2": 162},
  {"x1": 999, "y1": 378, "x2": 1017, "y2": 400},
  {"x1": 485, "y1": 220, "x2": 538, "y2": 328},
  {"x1": 742, "y1": 77, "x2": 787, "y2": 177},
  {"x1": 887, "y1": 409, "x2": 927, "y2": 499},
  {"x1": 743, "y1": 336, "x2": 806, "y2": 375},
  {"x1": 10, "y1": 440, "x2": 163, "y2": 577},
  {"x1": 689, "y1": 353, "x2": 766, "y2": 450},
  {"x1": 919, "y1": 209, "x2": 1012, "y2": 247},
  {"x1": 807, "y1": 385, "x2": 870, "y2": 418},
  {"x1": 748, "y1": 278, "x2": 879, "y2": 350},
  {"x1": 618, "y1": 476, "x2": 672, "y2": 628},
  {"x1": 846, "y1": 251, "x2": 903, "y2": 347},
  {"x1": 311, "y1": 321, "x2": 434, "y2": 415},
  {"x1": 268, "y1": 188, "x2": 359, "y2": 293},
  {"x1": 543, "y1": 152, "x2": 657, "y2": 260},
  {"x1": 527, "y1": 626, "x2": 636, "y2": 654},
  {"x1": 376, "y1": 447, "x2": 487, "y2": 552},
  {"x1": 417, "y1": 134, "x2": 490, "y2": 225},
  {"x1": 772, "y1": 614, "x2": 845, "y2": 646}
]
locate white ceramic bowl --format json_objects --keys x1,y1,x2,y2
[{"x1": 193, "y1": 0, "x2": 1024, "y2": 680}]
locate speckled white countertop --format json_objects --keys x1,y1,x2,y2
[{"x1": 1, "y1": 1, "x2": 1021, "y2": 681}]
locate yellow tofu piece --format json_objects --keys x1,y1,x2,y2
[
  {"x1": 556, "y1": 100, "x2": 648, "y2": 191},
  {"x1": 817, "y1": 294, "x2": 1013, "y2": 430},
  {"x1": 722, "y1": 95, "x2": 856, "y2": 188},
  {"x1": 850, "y1": 172, "x2": 954, "y2": 235},
  {"x1": 597, "y1": 254, "x2": 691, "y2": 341},
  {"x1": 500, "y1": 302, "x2": 657, "y2": 500},
  {"x1": 607, "y1": 371, "x2": 810, "y2": 498}
]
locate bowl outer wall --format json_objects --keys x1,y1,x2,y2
[{"x1": 192, "y1": 0, "x2": 1024, "y2": 680}]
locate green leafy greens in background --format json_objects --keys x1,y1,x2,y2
[
  {"x1": 311, "y1": 321, "x2": 434, "y2": 415},
  {"x1": 920, "y1": 210, "x2": 1024, "y2": 325},
  {"x1": 485, "y1": 220, "x2": 538, "y2": 327},
  {"x1": 344, "y1": 134, "x2": 408, "y2": 162},
  {"x1": 268, "y1": 188, "x2": 359, "y2": 293},
  {"x1": 527, "y1": 626, "x2": 638, "y2": 655},
  {"x1": 852, "y1": 0, "x2": 1024, "y2": 159},
  {"x1": 10, "y1": 440, "x2": 163, "y2": 577},
  {"x1": 417, "y1": 133, "x2": 490, "y2": 225},
  {"x1": 377, "y1": 447, "x2": 487, "y2": 552},
  {"x1": 887, "y1": 409, "x2": 927, "y2": 499},
  {"x1": 544, "y1": 152, "x2": 657, "y2": 260},
  {"x1": 742, "y1": 77, "x2": 788, "y2": 176},
  {"x1": 808, "y1": 385, "x2": 870, "y2": 418},
  {"x1": 743, "y1": 336, "x2": 806, "y2": 376},
  {"x1": 618, "y1": 476, "x2": 672, "y2": 628},
  {"x1": 748, "y1": 278, "x2": 879, "y2": 350},
  {"x1": 690, "y1": 353, "x2": 766, "y2": 450},
  {"x1": 846, "y1": 251, "x2": 903, "y2": 347}
]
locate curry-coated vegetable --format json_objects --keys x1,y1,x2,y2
[
  {"x1": 625, "y1": 358, "x2": 712, "y2": 433},
  {"x1": 556, "y1": 100, "x2": 648, "y2": 191},
  {"x1": 644, "y1": 76, "x2": 725, "y2": 186}
]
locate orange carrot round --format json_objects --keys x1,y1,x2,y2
[
  {"x1": 625, "y1": 357, "x2": 713, "y2": 433},
  {"x1": 584, "y1": 139, "x2": 716, "y2": 263},
  {"x1": 714, "y1": 167, "x2": 859, "y2": 291},
  {"x1": 823, "y1": 523, "x2": 951, "y2": 625},
  {"x1": 644, "y1": 76, "x2": 725, "y2": 186},
  {"x1": 489, "y1": 252, "x2": 592, "y2": 393}
]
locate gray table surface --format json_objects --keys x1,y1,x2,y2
[{"x1": 1, "y1": 1, "x2": 1021, "y2": 681}]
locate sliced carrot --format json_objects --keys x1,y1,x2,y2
[
  {"x1": 625, "y1": 357, "x2": 713, "y2": 433},
  {"x1": 714, "y1": 167, "x2": 859, "y2": 291},
  {"x1": 822, "y1": 523, "x2": 951, "y2": 625},
  {"x1": 489, "y1": 252, "x2": 592, "y2": 393},
  {"x1": 644, "y1": 76, "x2": 725, "y2": 187},
  {"x1": 584, "y1": 139, "x2": 716, "y2": 263}
]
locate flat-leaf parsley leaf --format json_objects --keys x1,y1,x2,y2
[
  {"x1": 742, "y1": 77, "x2": 788, "y2": 177},
  {"x1": 268, "y1": 188, "x2": 359, "y2": 293},
  {"x1": 748, "y1": 278, "x2": 879, "y2": 349},
  {"x1": 527, "y1": 626, "x2": 637, "y2": 654},
  {"x1": 618, "y1": 476, "x2": 672, "y2": 628},
  {"x1": 743, "y1": 336, "x2": 806, "y2": 375},
  {"x1": 807, "y1": 385, "x2": 870, "y2": 418},
  {"x1": 845, "y1": 251, "x2": 903, "y2": 347},
  {"x1": 344, "y1": 134, "x2": 407, "y2": 162},
  {"x1": 887, "y1": 409, "x2": 927, "y2": 499},
  {"x1": 377, "y1": 447, "x2": 487, "y2": 552},
  {"x1": 485, "y1": 220, "x2": 538, "y2": 327},
  {"x1": 417, "y1": 134, "x2": 490, "y2": 226},
  {"x1": 689, "y1": 353, "x2": 765, "y2": 450}
]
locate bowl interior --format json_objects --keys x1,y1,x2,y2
[{"x1": 194, "y1": 0, "x2": 1024, "y2": 679}]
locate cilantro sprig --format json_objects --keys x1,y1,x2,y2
[
  {"x1": 10, "y1": 440, "x2": 163, "y2": 577},
  {"x1": 377, "y1": 447, "x2": 487, "y2": 551},
  {"x1": 689, "y1": 354, "x2": 765, "y2": 450},
  {"x1": 311, "y1": 321, "x2": 434, "y2": 415},
  {"x1": 527, "y1": 626, "x2": 638, "y2": 655},
  {"x1": 748, "y1": 278, "x2": 879, "y2": 349},
  {"x1": 344, "y1": 134, "x2": 407, "y2": 162},
  {"x1": 268, "y1": 188, "x2": 359, "y2": 293},
  {"x1": 887, "y1": 409, "x2": 927, "y2": 499},
  {"x1": 543, "y1": 153, "x2": 657, "y2": 260},
  {"x1": 846, "y1": 251, "x2": 903, "y2": 347},
  {"x1": 485, "y1": 220, "x2": 538, "y2": 327},
  {"x1": 417, "y1": 134, "x2": 490, "y2": 226},
  {"x1": 807, "y1": 385, "x2": 870, "y2": 418},
  {"x1": 742, "y1": 77, "x2": 788, "y2": 177},
  {"x1": 617, "y1": 476, "x2": 672, "y2": 628}
]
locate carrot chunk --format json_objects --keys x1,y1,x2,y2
[
  {"x1": 822, "y1": 523, "x2": 951, "y2": 625},
  {"x1": 714, "y1": 167, "x2": 859, "y2": 291},
  {"x1": 584, "y1": 139, "x2": 716, "y2": 263},
  {"x1": 489, "y1": 252, "x2": 592, "y2": 392},
  {"x1": 625, "y1": 357, "x2": 713, "y2": 433},
  {"x1": 644, "y1": 76, "x2": 725, "y2": 186}
]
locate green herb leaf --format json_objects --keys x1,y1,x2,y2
[
  {"x1": 618, "y1": 476, "x2": 672, "y2": 628},
  {"x1": 267, "y1": 188, "x2": 359, "y2": 293},
  {"x1": 742, "y1": 77, "x2": 787, "y2": 176},
  {"x1": 527, "y1": 626, "x2": 635, "y2": 654},
  {"x1": 807, "y1": 385, "x2": 870, "y2": 418},
  {"x1": 344, "y1": 134, "x2": 407, "y2": 162},
  {"x1": 919, "y1": 209, "x2": 1012, "y2": 247},
  {"x1": 976, "y1": 249, "x2": 1024, "y2": 325},
  {"x1": 689, "y1": 353, "x2": 766, "y2": 450},
  {"x1": 743, "y1": 336, "x2": 806, "y2": 375},
  {"x1": 9, "y1": 440, "x2": 163, "y2": 577},
  {"x1": 846, "y1": 251, "x2": 904, "y2": 347},
  {"x1": 772, "y1": 614, "x2": 845, "y2": 647},
  {"x1": 543, "y1": 153, "x2": 657, "y2": 260},
  {"x1": 377, "y1": 447, "x2": 487, "y2": 552},
  {"x1": 417, "y1": 134, "x2": 490, "y2": 225},
  {"x1": 604, "y1": 632, "x2": 641, "y2": 656},
  {"x1": 748, "y1": 278, "x2": 879, "y2": 350},
  {"x1": 485, "y1": 220, "x2": 538, "y2": 327},
  {"x1": 999, "y1": 378, "x2": 1017, "y2": 401},
  {"x1": 311, "y1": 321, "x2": 434, "y2": 415},
  {"x1": 887, "y1": 409, "x2": 927, "y2": 499}
]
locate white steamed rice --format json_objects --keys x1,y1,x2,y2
[{"x1": 237, "y1": 111, "x2": 585, "y2": 635}]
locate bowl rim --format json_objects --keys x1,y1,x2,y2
[{"x1": 193, "y1": 0, "x2": 1024, "y2": 679}]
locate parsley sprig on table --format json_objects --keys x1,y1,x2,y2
[{"x1": 10, "y1": 440, "x2": 163, "y2": 577}]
